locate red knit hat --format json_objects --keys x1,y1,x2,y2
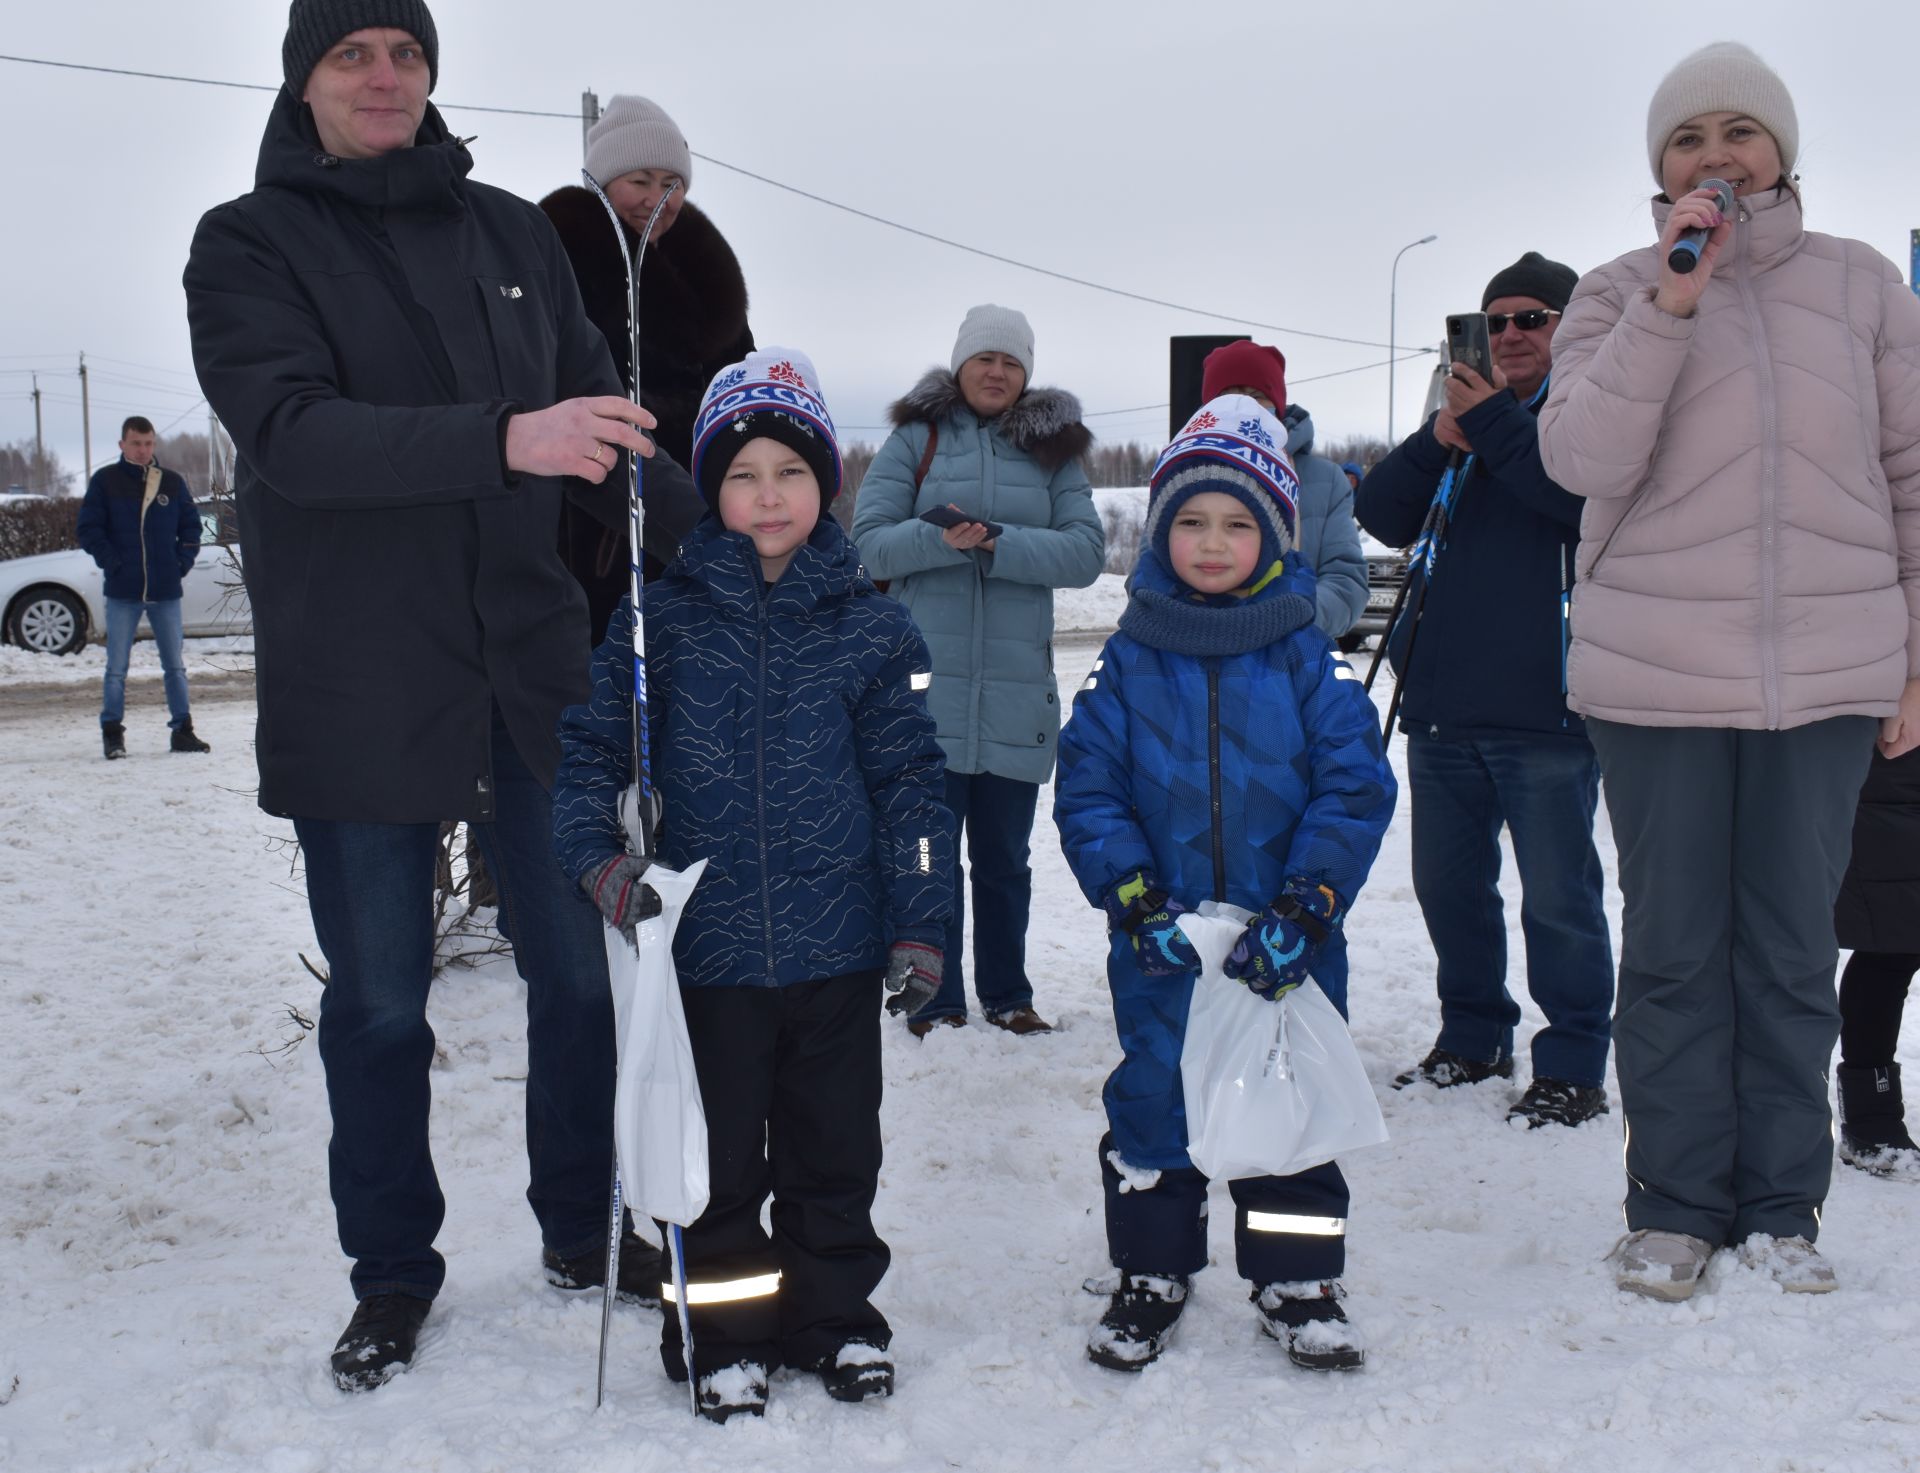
[{"x1": 1201, "y1": 341, "x2": 1288, "y2": 412}]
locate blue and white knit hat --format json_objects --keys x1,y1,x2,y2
[
  {"x1": 691, "y1": 348, "x2": 843, "y2": 505},
  {"x1": 1145, "y1": 395, "x2": 1300, "y2": 572}
]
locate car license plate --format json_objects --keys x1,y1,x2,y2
[{"x1": 1367, "y1": 588, "x2": 1397, "y2": 610}]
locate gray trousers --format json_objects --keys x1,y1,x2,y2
[{"x1": 1587, "y1": 717, "x2": 1876, "y2": 1244}]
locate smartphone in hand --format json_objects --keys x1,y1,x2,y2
[
  {"x1": 920, "y1": 505, "x2": 1005, "y2": 540},
  {"x1": 1445, "y1": 312, "x2": 1495, "y2": 385}
]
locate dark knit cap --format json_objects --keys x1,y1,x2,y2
[
  {"x1": 1481, "y1": 251, "x2": 1579, "y2": 312},
  {"x1": 282, "y1": 0, "x2": 439, "y2": 95}
]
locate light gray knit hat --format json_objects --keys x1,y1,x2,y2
[
  {"x1": 586, "y1": 95, "x2": 692, "y2": 190},
  {"x1": 1646, "y1": 42, "x2": 1798, "y2": 185},
  {"x1": 950, "y1": 304, "x2": 1034, "y2": 381}
]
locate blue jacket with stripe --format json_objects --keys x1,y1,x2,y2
[
  {"x1": 554, "y1": 514, "x2": 953, "y2": 988},
  {"x1": 1054, "y1": 551, "x2": 1397, "y2": 1168}
]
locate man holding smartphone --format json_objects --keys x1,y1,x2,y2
[{"x1": 1354, "y1": 252, "x2": 1615, "y2": 1131}]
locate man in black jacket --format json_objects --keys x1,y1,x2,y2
[
  {"x1": 75, "y1": 415, "x2": 210, "y2": 757},
  {"x1": 184, "y1": 0, "x2": 695, "y2": 1391},
  {"x1": 1355, "y1": 253, "x2": 1613, "y2": 1131}
]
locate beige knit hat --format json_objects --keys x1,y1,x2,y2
[
  {"x1": 586, "y1": 95, "x2": 692, "y2": 190},
  {"x1": 1646, "y1": 42, "x2": 1798, "y2": 185}
]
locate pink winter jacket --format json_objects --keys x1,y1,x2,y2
[{"x1": 1538, "y1": 189, "x2": 1920, "y2": 730}]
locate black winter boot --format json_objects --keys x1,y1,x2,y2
[
  {"x1": 102, "y1": 722, "x2": 126, "y2": 759},
  {"x1": 331, "y1": 1293, "x2": 431, "y2": 1392},
  {"x1": 1393, "y1": 1045, "x2": 1514, "y2": 1090},
  {"x1": 169, "y1": 718, "x2": 211, "y2": 754},
  {"x1": 1253, "y1": 1280, "x2": 1365, "y2": 1371},
  {"x1": 542, "y1": 1229, "x2": 664, "y2": 1307},
  {"x1": 1087, "y1": 1272, "x2": 1188, "y2": 1372},
  {"x1": 1838, "y1": 1064, "x2": 1920, "y2": 1181}
]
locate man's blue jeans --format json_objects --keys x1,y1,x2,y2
[
  {"x1": 914, "y1": 770, "x2": 1038, "y2": 1022},
  {"x1": 101, "y1": 597, "x2": 189, "y2": 728},
  {"x1": 1407, "y1": 728, "x2": 1614, "y2": 1087},
  {"x1": 294, "y1": 708, "x2": 615, "y2": 1301}
]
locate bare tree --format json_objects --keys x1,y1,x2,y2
[{"x1": 0, "y1": 439, "x2": 75, "y2": 497}]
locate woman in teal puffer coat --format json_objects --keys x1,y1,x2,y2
[{"x1": 853, "y1": 305, "x2": 1105, "y2": 1035}]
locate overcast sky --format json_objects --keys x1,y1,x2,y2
[{"x1": 3, "y1": 0, "x2": 1916, "y2": 485}]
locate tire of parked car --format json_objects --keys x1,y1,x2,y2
[{"x1": 5, "y1": 583, "x2": 88, "y2": 655}]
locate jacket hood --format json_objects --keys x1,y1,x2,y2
[
  {"x1": 1282, "y1": 404, "x2": 1315, "y2": 457},
  {"x1": 538, "y1": 186, "x2": 752, "y2": 366},
  {"x1": 889, "y1": 369, "x2": 1093, "y2": 472},
  {"x1": 672, "y1": 511, "x2": 872, "y2": 617},
  {"x1": 253, "y1": 87, "x2": 471, "y2": 215}
]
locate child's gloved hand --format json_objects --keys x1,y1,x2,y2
[
  {"x1": 1103, "y1": 870, "x2": 1200, "y2": 977},
  {"x1": 582, "y1": 853, "x2": 663, "y2": 942},
  {"x1": 884, "y1": 941, "x2": 944, "y2": 1016},
  {"x1": 1223, "y1": 879, "x2": 1344, "y2": 1000}
]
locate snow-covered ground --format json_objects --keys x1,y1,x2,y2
[
  {"x1": 4, "y1": 646, "x2": 1919, "y2": 1473},
  {"x1": 0, "y1": 634, "x2": 254, "y2": 688}
]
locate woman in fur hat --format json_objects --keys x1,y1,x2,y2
[
  {"x1": 852, "y1": 305, "x2": 1106, "y2": 1038},
  {"x1": 542, "y1": 95, "x2": 756, "y2": 641}
]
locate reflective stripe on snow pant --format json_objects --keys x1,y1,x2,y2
[
  {"x1": 660, "y1": 1271, "x2": 782, "y2": 1305},
  {"x1": 1244, "y1": 1212, "x2": 1346, "y2": 1236}
]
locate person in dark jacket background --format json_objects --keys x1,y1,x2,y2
[
  {"x1": 1354, "y1": 252, "x2": 1614, "y2": 1129},
  {"x1": 76, "y1": 415, "x2": 209, "y2": 757},
  {"x1": 1833, "y1": 747, "x2": 1920, "y2": 1180},
  {"x1": 555, "y1": 351, "x2": 952, "y2": 1422},
  {"x1": 182, "y1": 0, "x2": 687, "y2": 1394},
  {"x1": 542, "y1": 94, "x2": 752, "y2": 641}
]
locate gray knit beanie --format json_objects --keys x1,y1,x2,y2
[
  {"x1": 586, "y1": 96, "x2": 693, "y2": 191},
  {"x1": 950, "y1": 304, "x2": 1035, "y2": 381},
  {"x1": 1646, "y1": 42, "x2": 1797, "y2": 185},
  {"x1": 282, "y1": 0, "x2": 438, "y2": 95}
]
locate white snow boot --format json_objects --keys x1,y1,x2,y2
[
  {"x1": 1737, "y1": 1234, "x2": 1837, "y2": 1294},
  {"x1": 1253, "y1": 1280, "x2": 1365, "y2": 1371},
  {"x1": 1610, "y1": 1229, "x2": 1715, "y2": 1301}
]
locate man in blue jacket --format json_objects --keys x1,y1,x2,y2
[
  {"x1": 1354, "y1": 252, "x2": 1613, "y2": 1129},
  {"x1": 76, "y1": 415, "x2": 208, "y2": 758}
]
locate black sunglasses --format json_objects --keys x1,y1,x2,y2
[{"x1": 1487, "y1": 310, "x2": 1561, "y2": 334}]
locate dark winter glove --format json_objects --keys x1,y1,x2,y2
[
  {"x1": 1103, "y1": 870, "x2": 1200, "y2": 977},
  {"x1": 1222, "y1": 879, "x2": 1344, "y2": 1000},
  {"x1": 884, "y1": 941, "x2": 944, "y2": 1017},
  {"x1": 582, "y1": 854, "x2": 662, "y2": 942}
]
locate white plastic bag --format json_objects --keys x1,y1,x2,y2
[
  {"x1": 603, "y1": 859, "x2": 709, "y2": 1227},
  {"x1": 1176, "y1": 902, "x2": 1388, "y2": 1181}
]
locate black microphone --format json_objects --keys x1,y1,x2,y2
[{"x1": 1667, "y1": 178, "x2": 1734, "y2": 274}]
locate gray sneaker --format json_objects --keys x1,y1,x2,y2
[
  {"x1": 1737, "y1": 1234, "x2": 1837, "y2": 1294},
  {"x1": 1611, "y1": 1229, "x2": 1716, "y2": 1301}
]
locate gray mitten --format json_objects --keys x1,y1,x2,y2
[
  {"x1": 883, "y1": 941, "x2": 944, "y2": 1017},
  {"x1": 582, "y1": 854, "x2": 662, "y2": 941}
]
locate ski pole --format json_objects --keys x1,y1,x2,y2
[{"x1": 580, "y1": 171, "x2": 683, "y2": 1408}]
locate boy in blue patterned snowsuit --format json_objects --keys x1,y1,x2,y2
[
  {"x1": 553, "y1": 350, "x2": 952, "y2": 1421},
  {"x1": 1055, "y1": 396, "x2": 1396, "y2": 1373}
]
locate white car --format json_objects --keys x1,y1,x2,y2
[{"x1": 0, "y1": 504, "x2": 249, "y2": 655}]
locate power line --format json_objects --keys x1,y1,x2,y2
[{"x1": 0, "y1": 50, "x2": 1432, "y2": 357}]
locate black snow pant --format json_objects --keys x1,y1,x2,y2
[
  {"x1": 1100, "y1": 1132, "x2": 1350, "y2": 1286},
  {"x1": 659, "y1": 971, "x2": 889, "y2": 1380},
  {"x1": 1588, "y1": 717, "x2": 1876, "y2": 1245}
]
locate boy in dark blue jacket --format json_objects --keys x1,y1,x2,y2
[
  {"x1": 1056, "y1": 397, "x2": 1396, "y2": 1374},
  {"x1": 554, "y1": 350, "x2": 951, "y2": 1422}
]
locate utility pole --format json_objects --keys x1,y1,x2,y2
[
  {"x1": 31, "y1": 373, "x2": 44, "y2": 492},
  {"x1": 79, "y1": 351, "x2": 92, "y2": 482},
  {"x1": 209, "y1": 408, "x2": 221, "y2": 496},
  {"x1": 581, "y1": 91, "x2": 599, "y2": 166}
]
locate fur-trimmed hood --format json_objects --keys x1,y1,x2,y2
[
  {"x1": 540, "y1": 186, "x2": 751, "y2": 370},
  {"x1": 888, "y1": 369, "x2": 1092, "y2": 472}
]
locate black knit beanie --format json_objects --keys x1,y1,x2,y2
[
  {"x1": 1481, "y1": 251, "x2": 1579, "y2": 312},
  {"x1": 282, "y1": 0, "x2": 439, "y2": 95}
]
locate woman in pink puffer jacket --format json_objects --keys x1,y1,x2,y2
[{"x1": 1539, "y1": 41, "x2": 1920, "y2": 1304}]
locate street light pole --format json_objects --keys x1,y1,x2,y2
[{"x1": 1389, "y1": 234, "x2": 1438, "y2": 445}]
